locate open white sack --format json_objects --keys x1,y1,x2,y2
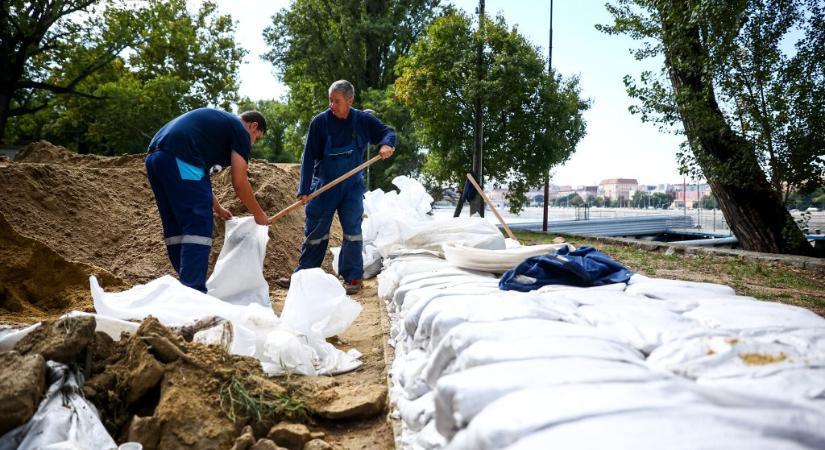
[
  {"x1": 90, "y1": 268, "x2": 362, "y2": 376},
  {"x1": 443, "y1": 242, "x2": 573, "y2": 273},
  {"x1": 206, "y1": 217, "x2": 270, "y2": 306},
  {"x1": 0, "y1": 362, "x2": 116, "y2": 450}
]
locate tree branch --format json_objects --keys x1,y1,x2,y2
[{"x1": 15, "y1": 80, "x2": 104, "y2": 99}]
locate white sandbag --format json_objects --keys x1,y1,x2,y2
[
  {"x1": 412, "y1": 294, "x2": 577, "y2": 350},
  {"x1": 0, "y1": 362, "x2": 117, "y2": 450},
  {"x1": 576, "y1": 297, "x2": 708, "y2": 353},
  {"x1": 698, "y1": 367, "x2": 825, "y2": 408},
  {"x1": 90, "y1": 273, "x2": 362, "y2": 376},
  {"x1": 377, "y1": 253, "x2": 456, "y2": 300},
  {"x1": 501, "y1": 408, "x2": 816, "y2": 450},
  {"x1": 405, "y1": 319, "x2": 621, "y2": 399},
  {"x1": 453, "y1": 335, "x2": 645, "y2": 373},
  {"x1": 684, "y1": 296, "x2": 825, "y2": 331},
  {"x1": 402, "y1": 284, "x2": 503, "y2": 339},
  {"x1": 434, "y1": 358, "x2": 665, "y2": 438},
  {"x1": 627, "y1": 274, "x2": 736, "y2": 296},
  {"x1": 206, "y1": 217, "x2": 270, "y2": 306},
  {"x1": 447, "y1": 380, "x2": 825, "y2": 450},
  {"x1": 329, "y1": 244, "x2": 383, "y2": 279},
  {"x1": 392, "y1": 175, "x2": 435, "y2": 216},
  {"x1": 443, "y1": 242, "x2": 573, "y2": 273},
  {"x1": 647, "y1": 331, "x2": 825, "y2": 406},
  {"x1": 392, "y1": 272, "x2": 495, "y2": 310},
  {"x1": 397, "y1": 391, "x2": 435, "y2": 432},
  {"x1": 400, "y1": 218, "x2": 505, "y2": 255},
  {"x1": 280, "y1": 268, "x2": 362, "y2": 339}
]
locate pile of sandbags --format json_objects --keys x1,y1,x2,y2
[{"x1": 379, "y1": 250, "x2": 825, "y2": 449}]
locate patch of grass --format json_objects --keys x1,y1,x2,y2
[
  {"x1": 512, "y1": 230, "x2": 825, "y2": 316},
  {"x1": 219, "y1": 376, "x2": 307, "y2": 425}
]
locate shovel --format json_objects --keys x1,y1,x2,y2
[
  {"x1": 269, "y1": 154, "x2": 383, "y2": 223},
  {"x1": 466, "y1": 172, "x2": 517, "y2": 241}
]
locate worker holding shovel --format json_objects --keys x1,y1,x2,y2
[
  {"x1": 276, "y1": 80, "x2": 396, "y2": 294},
  {"x1": 145, "y1": 108, "x2": 269, "y2": 293}
]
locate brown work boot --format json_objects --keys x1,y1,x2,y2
[
  {"x1": 275, "y1": 276, "x2": 291, "y2": 289},
  {"x1": 343, "y1": 279, "x2": 362, "y2": 295}
]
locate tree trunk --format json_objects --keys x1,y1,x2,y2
[
  {"x1": 658, "y1": 2, "x2": 813, "y2": 256},
  {"x1": 0, "y1": 92, "x2": 10, "y2": 144}
]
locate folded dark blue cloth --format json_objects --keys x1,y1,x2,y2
[{"x1": 499, "y1": 246, "x2": 633, "y2": 292}]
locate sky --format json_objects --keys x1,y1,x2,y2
[{"x1": 197, "y1": 0, "x2": 690, "y2": 187}]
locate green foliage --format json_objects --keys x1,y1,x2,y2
[
  {"x1": 262, "y1": 0, "x2": 443, "y2": 179},
  {"x1": 5, "y1": 0, "x2": 245, "y2": 154},
  {"x1": 359, "y1": 87, "x2": 423, "y2": 191},
  {"x1": 395, "y1": 11, "x2": 589, "y2": 213},
  {"x1": 238, "y1": 99, "x2": 296, "y2": 163},
  {"x1": 599, "y1": 0, "x2": 825, "y2": 202},
  {"x1": 701, "y1": 194, "x2": 719, "y2": 210},
  {"x1": 787, "y1": 186, "x2": 825, "y2": 210}
]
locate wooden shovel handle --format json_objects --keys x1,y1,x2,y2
[
  {"x1": 466, "y1": 173, "x2": 517, "y2": 241},
  {"x1": 269, "y1": 155, "x2": 383, "y2": 223}
]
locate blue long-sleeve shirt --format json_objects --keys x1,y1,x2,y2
[{"x1": 298, "y1": 108, "x2": 397, "y2": 195}]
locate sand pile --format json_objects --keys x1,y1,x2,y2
[{"x1": 0, "y1": 141, "x2": 341, "y2": 324}]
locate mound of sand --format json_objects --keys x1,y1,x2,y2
[{"x1": 0, "y1": 141, "x2": 342, "y2": 324}]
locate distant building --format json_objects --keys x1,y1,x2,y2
[
  {"x1": 599, "y1": 178, "x2": 639, "y2": 202},
  {"x1": 672, "y1": 183, "x2": 711, "y2": 208},
  {"x1": 575, "y1": 185, "x2": 598, "y2": 201}
]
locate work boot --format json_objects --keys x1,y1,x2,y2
[
  {"x1": 343, "y1": 279, "x2": 362, "y2": 295},
  {"x1": 275, "y1": 276, "x2": 291, "y2": 289}
]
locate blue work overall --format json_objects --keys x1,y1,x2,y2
[
  {"x1": 296, "y1": 116, "x2": 365, "y2": 281},
  {"x1": 145, "y1": 150, "x2": 213, "y2": 292}
]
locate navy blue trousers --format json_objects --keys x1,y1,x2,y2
[
  {"x1": 145, "y1": 150, "x2": 213, "y2": 292},
  {"x1": 296, "y1": 181, "x2": 364, "y2": 281}
]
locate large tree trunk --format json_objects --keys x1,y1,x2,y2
[
  {"x1": 657, "y1": 1, "x2": 813, "y2": 256},
  {"x1": 0, "y1": 92, "x2": 10, "y2": 144}
]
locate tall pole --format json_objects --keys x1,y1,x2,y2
[
  {"x1": 470, "y1": 0, "x2": 486, "y2": 217},
  {"x1": 542, "y1": 0, "x2": 554, "y2": 232}
]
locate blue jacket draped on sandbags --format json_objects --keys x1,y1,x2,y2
[{"x1": 499, "y1": 246, "x2": 633, "y2": 292}]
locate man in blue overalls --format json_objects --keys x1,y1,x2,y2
[
  {"x1": 145, "y1": 108, "x2": 269, "y2": 293},
  {"x1": 277, "y1": 80, "x2": 396, "y2": 294}
]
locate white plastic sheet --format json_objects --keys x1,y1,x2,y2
[
  {"x1": 206, "y1": 217, "x2": 270, "y2": 306},
  {"x1": 91, "y1": 269, "x2": 362, "y2": 376},
  {"x1": 0, "y1": 362, "x2": 117, "y2": 450}
]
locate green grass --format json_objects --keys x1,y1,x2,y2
[
  {"x1": 219, "y1": 376, "x2": 307, "y2": 425},
  {"x1": 514, "y1": 230, "x2": 825, "y2": 316}
]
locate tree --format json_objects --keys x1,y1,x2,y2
[
  {"x1": 394, "y1": 11, "x2": 589, "y2": 214},
  {"x1": 651, "y1": 191, "x2": 674, "y2": 209},
  {"x1": 5, "y1": 0, "x2": 245, "y2": 154},
  {"x1": 701, "y1": 194, "x2": 719, "y2": 210},
  {"x1": 262, "y1": 0, "x2": 443, "y2": 160},
  {"x1": 1, "y1": 0, "x2": 137, "y2": 142},
  {"x1": 600, "y1": 0, "x2": 817, "y2": 255},
  {"x1": 238, "y1": 99, "x2": 296, "y2": 163}
]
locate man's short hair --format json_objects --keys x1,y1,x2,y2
[
  {"x1": 240, "y1": 110, "x2": 267, "y2": 134},
  {"x1": 329, "y1": 80, "x2": 355, "y2": 99}
]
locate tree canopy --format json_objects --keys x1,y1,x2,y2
[
  {"x1": 394, "y1": 11, "x2": 589, "y2": 212},
  {"x1": 262, "y1": 0, "x2": 444, "y2": 176},
  {"x1": 4, "y1": 0, "x2": 245, "y2": 154},
  {"x1": 600, "y1": 0, "x2": 819, "y2": 255}
]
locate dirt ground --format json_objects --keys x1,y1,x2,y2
[{"x1": 0, "y1": 141, "x2": 392, "y2": 449}]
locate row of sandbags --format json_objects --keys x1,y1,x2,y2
[{"x1": 379, "y1": 250, "x2": 825, "y2": 449}]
